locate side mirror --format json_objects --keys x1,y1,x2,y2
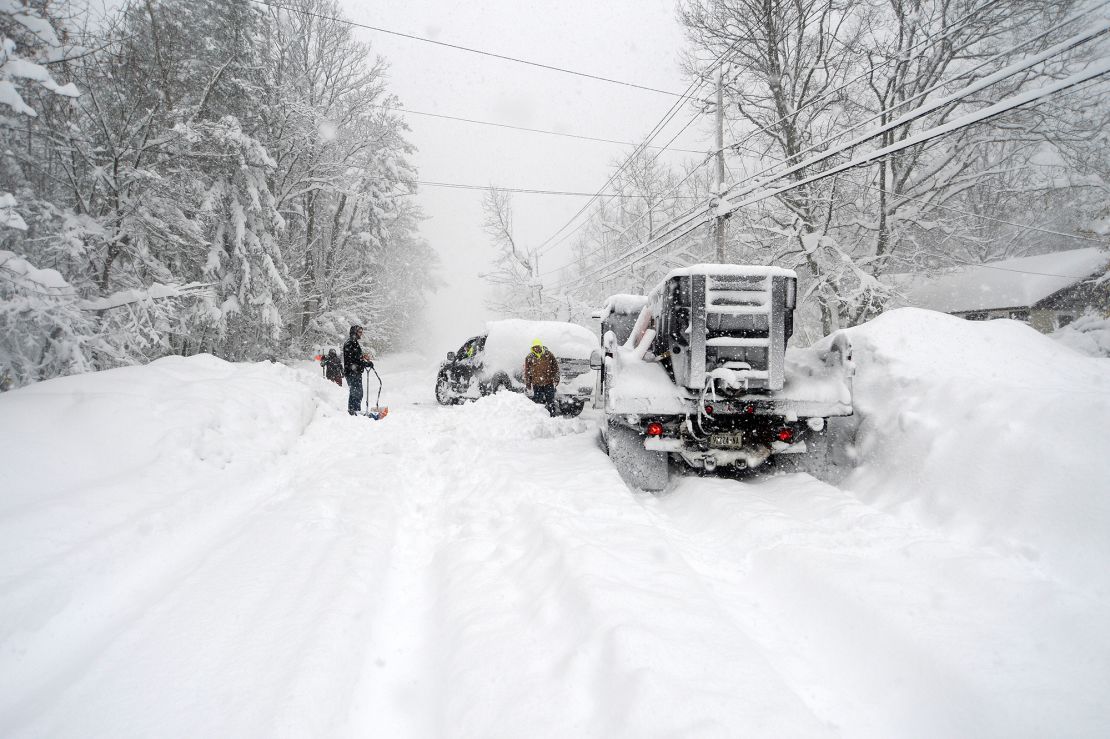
[
  {"x1": 590, "y1": 349, "x2": 603, "y2": 370},
  {"x1": 447, "y1": 351, "x2": 456, "y2": 361}
]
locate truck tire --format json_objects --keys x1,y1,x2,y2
[{"x1": 607, "y1": 419, "x2": 669, "y2": 492}]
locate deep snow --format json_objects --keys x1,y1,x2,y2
[{"x1": 1, "y1": 310, "x2": 1109, "y2": 737}]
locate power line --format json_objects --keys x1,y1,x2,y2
[
  {"x1": 249, "y1": 0, "x2": 703, "y2": 100},
  {"x1": 709, "y1": 131, "x2": 1110, "y2": 248},
  {"x1": 563, "y1": 53, "x2": 1110, "y2": 289},
  {"x1": 703, "y1": 0, "x2": 1013, "y2": 163},
  {"x1": 706, "y1": 124, "x2": 1109, "y2": 249},
  {"x1": 386, "y1": 178, "x2": 702, "y2": 198},
  {"x1": 543, "y1": 0, "x2": 1013, "y2": 283},
  {"x1": 718, "y1": 7, "x2": 1110, "y2": 204},
  {"x1": 539, "y1": 156, "x2": 715, "y2": 281},
  {"x1": 537, "y1": 105, "x2": 711, "y2": 259},
  {"x1": 372, "y1": 104, "x2": 705, "y2": 154},
  {"x1": 533, "y1": 40, "x2": 744, "y2": 260},
  {"x1": 717, "y1": 54, "x2": 1110, "y2": 219},
  {"x1": 624, "y1": 64, "x2": 1110, "y2": 272},
  {"x1": 862, "y1": 183, "x2": 1110, "y2": 247}
]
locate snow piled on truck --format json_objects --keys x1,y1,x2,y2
[{"x1": 839, "y1": 307, "x2": 1110, "y2": 591}]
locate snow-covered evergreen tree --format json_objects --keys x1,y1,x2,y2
[{"x1": 1, "y1": 0, "x2": 434, "y2": 387}]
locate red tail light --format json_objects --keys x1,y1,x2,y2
[
  {"x1": 745, "y1": 405, "x2": 756, "y2": 415},
  {"x1": 703, "y1": 405, "x2": 714, "y2": 415},
  {"x1": 646, "y1": 422, "x2": 664, "y2": 437},
  {"x1": 776, "y1": 428, "x2": 794, "y2": 442}
]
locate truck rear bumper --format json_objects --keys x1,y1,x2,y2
[{"x1": 644, "y1": 434, "x2": 813, "y2": 470}]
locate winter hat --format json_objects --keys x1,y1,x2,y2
[{"x1": 531, "y1": 338, "x2": 543, "y2": 354}]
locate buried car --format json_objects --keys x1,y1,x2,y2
[{"x1": 435, "y1": 319, "x2": 599, "y2": 416}]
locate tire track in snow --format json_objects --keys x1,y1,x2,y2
[
  {"x1": 407, "y1": 422, "x2": 835, "y2": 737},
  {"x1": 0, "y1": 462, "x2": 303, "y2": 735},
  {"x1": 3, "y1": 411, "x2": 410, "y2": 738},
  {"x1": 343, "y1": 406, "x2": 455, "y2": 738}
]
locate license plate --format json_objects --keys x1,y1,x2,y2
[{"x1": 709, "y1": 433, "x2": 743, "y2": 448}]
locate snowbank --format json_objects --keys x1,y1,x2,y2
[
  {"x1": 0, "y1": 355, "x2": 335, "y2": 720},
  {"x1": 838, "y1": 308, "x2": 1110, "y2": 591},
  {"x1": 0, "y1": 355, "x2": 324, "y2": 512},
  {"x1": 1052, "y1": 312, "x2": 1110, "y2": 357},
  {"x1": 447, "y1": 390, "x2": 588, "y2": 440}
]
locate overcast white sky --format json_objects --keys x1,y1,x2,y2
[{"x1": 335, "y1": 0, "x2": 715, "y2": 354}]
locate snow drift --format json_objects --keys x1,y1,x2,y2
[
  {"x1": 838, "y1": 308, "x2": 1110, "y2": 592},
  {"x1": 0, "y1": 354, "x2": 334, "y2": 730}
]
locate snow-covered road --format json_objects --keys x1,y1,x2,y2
[{"x1": 3, "y1": 332, "x2": 1109, "y2": 737}]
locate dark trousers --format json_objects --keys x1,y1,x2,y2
[
  {"x1": 531, "y1": 385, "x2": 557, "y2": 416},
  {"x1": 347, "y1": 372, "x2": 363, "y2": 415}
]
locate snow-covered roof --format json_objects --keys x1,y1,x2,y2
[{"x1": 893, "y1": 247, "x2": 1110, "y2": 314}]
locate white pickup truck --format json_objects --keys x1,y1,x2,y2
[{"x1": 594, "y1": 265, "x2": 854, "y2": 490}]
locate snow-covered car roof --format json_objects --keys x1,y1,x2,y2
[{"x1": 481, "y1": 319, "x2": 599, "y2": 373}]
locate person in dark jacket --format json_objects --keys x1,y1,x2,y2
[
  {"x1": 343, "y1": 325, "x2": 374, "y2": 415},
  {"x1": 321, "y1": 349, "x2": 343, "y2": 386},
  {"x1": 523, "y1": 338, "x2": 560, "y2": 416}
]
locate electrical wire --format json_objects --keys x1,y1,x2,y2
[
  {"x1": 701, "y1": 0, "x2": 1021, "y2": 162},
  {"x1": 543, "y1": 0, "x2": 1023, "y2": 284},
  {"x1": 565, "y1": 53, "x2": 1110, "y2": 289},
  {"x1": 389, "y1": 178, "x2": 702, "y2": 198},
  {"x1": 372, "y1": 105, "x2": 706, "y2": 154},
  {"x1": 249, "y1": 0, "x2": 702, "y2": 100},
  {"x1": 620, "y1": 66, "x2": 1110, "y2": 272},
  {"x1": 861, "y1": 183, "x2": 1110, "y2": 248},
  {"x1": 533, "y1": 40, "x2": 745, "y2": 261},
  {"x1": 717, "y1": 8, "x2": 1110, "y2": 205}
]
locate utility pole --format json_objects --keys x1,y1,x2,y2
[{"x1": 715, "y1": 69, "x2": 727, "y2": 263}]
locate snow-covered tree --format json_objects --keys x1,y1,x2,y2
[
  {"x1": 480, "y1": 187, "x2": 554, "y2": 319},
  {"x1": 1, "y1": 0, "x2": 435, "y2": 387}
]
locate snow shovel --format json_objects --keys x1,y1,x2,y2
[{"x1": 364, "y1": 366, "x2": 389, "y2": 420}]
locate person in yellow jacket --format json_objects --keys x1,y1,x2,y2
[{"x1": 523, "y1": 338, "x2": 560, "y2": 415}]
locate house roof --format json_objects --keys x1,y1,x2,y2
[{"x1": 892, "y1": 247, "x2": 1110, "y2": 314}]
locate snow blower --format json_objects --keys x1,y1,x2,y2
[{"x1": 364, "y1": 366, "x2": 389, "y2": 420}]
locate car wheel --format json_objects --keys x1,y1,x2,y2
[
  {"x1": 560, "y1": 399, "x2": 585, "y2": 417},
  {"x1": 488, "y1": 373, "x2": 511, "y2": 394},
  {"x1": 435, "y1": 371, "x2": 456, "y2": 405}
]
